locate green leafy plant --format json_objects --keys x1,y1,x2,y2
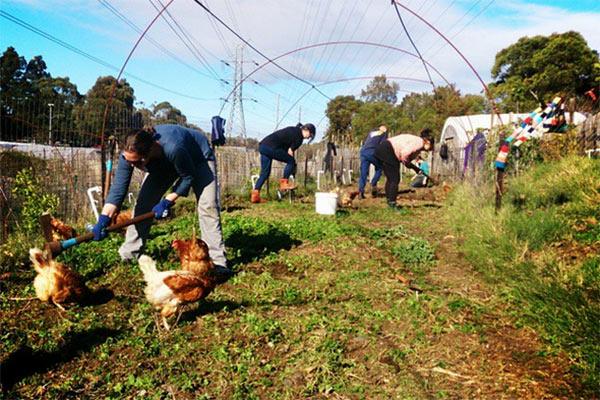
[{"x1": 12, "y1": 167, "x2": 60, "y2": 235}]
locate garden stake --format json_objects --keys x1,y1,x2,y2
[
  {"x1": 46, "y1": 211, "x2": 155, "y2": 256},
  {"x1": 103, "y1": 135, "x2": 117, "y2": 199}
]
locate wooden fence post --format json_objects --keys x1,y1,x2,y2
[{"x1": 304, "y1": 157, "x2": 308, "y2": 187}]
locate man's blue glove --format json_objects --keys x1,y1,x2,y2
[
  {"x1": 92, "y1": 214, "x2": 112, "y2": 241},
  {"x1": 152, "y1": 199, "x2": 175, "y2": 219}
]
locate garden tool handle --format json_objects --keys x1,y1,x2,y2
[
  {"x1": 48, "y1": 212, "x2": 155, "y2": 256},
  {"x1": 423, "y1": 172, "x2": 437, "y2": 186}
]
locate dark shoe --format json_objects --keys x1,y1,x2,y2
[
  {"x1": 359, "y1": 191, "x2": 365, "y2": 199},
  {"x1": 213, "y1": 265, "x2": 234, "y2": 283},
  {"x1": 387, "y1": 201, "x2": 402, "y2": 211}
]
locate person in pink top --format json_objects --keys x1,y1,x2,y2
[{"x1": 374, "y1": 129, "x2": 433, "y2": 209}]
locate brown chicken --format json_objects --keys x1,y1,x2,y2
[
  {"x1": 138, "y1": 255, "x2": 216, "y2": 330},
  {"x1": 336, "y1": 188, "x2": 360, "y2": 207},
  {"x1": 112, "y1": 209, "x2": 133, "y2": 232},
  {"x1": 171, "y1": 232, "x2": 215, "y2": 276},
  {"x1": 29, "y1": 248, "x2": 90, "y2": 309},
  {"x1": 49, "y1": 216, "x2": 76, "y2": 242},
  {"x1": 442, "y1": 182, "x2": 453, "y2": 196}
]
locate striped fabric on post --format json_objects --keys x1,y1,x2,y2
[{"x1": 494, "y1": 97, "x2": 562, "y2": 170}]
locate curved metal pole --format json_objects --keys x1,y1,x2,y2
[
  {"x1": 100, "y1": 0, "x2": 176, "y2": 196},
  {"x1": 277, "y1": 76, "x2": 423, "y2": 128},
  {"x1": 391, "y1": 1, "x2": 502, "y2": 125},
  {"x1": 219, "y1": 41, "x2": 455, "y2": 115},
  {"x1": 277, "y1": 87, "x2": 313, "y2": 127},
  {"x1": 315, "y1": 76, "x2": 430, "y2": 86}
]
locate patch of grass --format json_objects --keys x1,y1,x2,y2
[
  {"x1": 447, "y1": 156, "x2": 600, "y2": 393},
  {"x1": 0, "y1": 189, "x2": 582, "y2": 399}
]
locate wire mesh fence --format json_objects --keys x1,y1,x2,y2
[
  {"x1": 578, "y1": 112, "x2": 600, "y2": 157},
  {"x1": 0, "y1": 106, "x2": 362, "y2": 244},
  {"x1": 5, "y1": 95, "x2": 594, "y2": 244},
  {"x1": 1, "y1": 98, "x2": 142, "y2": 146}
]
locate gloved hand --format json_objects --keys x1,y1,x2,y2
[
  {"x1": 152, "y1": 199, "x2": 175, "y2": 219},
  {"x1": 92, "y1": 214, "x2": 112, "y2": 241}
]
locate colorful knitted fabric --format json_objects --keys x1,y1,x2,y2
[{"x1": 494, "y1": 97, "x2": 562, "y2": 171}]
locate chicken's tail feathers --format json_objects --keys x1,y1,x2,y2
[
  {"x1": 29, "y1": 247, "x2": 47, "y2": 273},
  {"x1": 138, "y1": 255, "x2": 158, "y2": 280}
]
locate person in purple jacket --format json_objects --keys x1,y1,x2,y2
[
  {"x1": 251, "y1": 123, "x2": 315, "y2": 203},
  {"x1": 91, "y1": 124, "x2": 229, "y2": 275}
]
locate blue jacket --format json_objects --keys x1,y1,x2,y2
[
  {"x1": 361, "y1": 129, "x2": 388, "y2": 154},
  {"x1": 106, "y1": 124, "x2": 214, "y2": 207}
]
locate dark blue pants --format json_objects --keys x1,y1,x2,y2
[
  {"x1": 411, "y1": 175, "x2": 426, "y2": 188},
  {"x1": 358, "y1": 151, "x2": 383, "y2": 193},
  {"x1": 254, "y1": 145, "x2": 296, "y2": 190}
]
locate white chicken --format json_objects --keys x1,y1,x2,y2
[{"x1": 138, "y1": 255, "x2": 216, "y2": 330}]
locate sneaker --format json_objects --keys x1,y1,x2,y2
[
  {"x1": 359, "y1": 191, "x2": 366, "y2": 199},
  {"x1": 213, "y1": 265, "x2": 234, "y2": 283}
]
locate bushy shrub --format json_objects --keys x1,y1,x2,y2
[{"x1": 12, "y1": 167, "x2": 60, "y2": 235}]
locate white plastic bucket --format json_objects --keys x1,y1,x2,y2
[{"x1": 315, "y1": 192, "x2": 338, "y2": 215}]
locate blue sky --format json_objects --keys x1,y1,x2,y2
[{"x1": 1, "y1": 0, "x2": 599, "y2": 140}]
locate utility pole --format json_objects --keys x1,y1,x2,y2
[
  {"x1": 224, "y1": 45, "x2": 248, "y2": 142},
  {"x1": 48, "y1": 103, "x2": 54, "y2": 144},
  {"x1": 298, "y1": 106, "x2": 302, "y2": 123}
]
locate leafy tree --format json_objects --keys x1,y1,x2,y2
[
  {"x1": 0, "y1": 47, "x2": 53, "y2": 141},
  {"x1": 37, "y1": 77, "x2": 83, "y2": 144},
  {"x1": 324, "y1": 95, "x2": 362, "y2": 142},
  {"x1": 490, "y1": 31, "x2": 600, "y2": 111},
  {"x1": 392, "y1": 85, "x2": 487, "y2": 139},
  {"x1": 360, "y1": 75, "x2": 400, "y2": 104},
  {"x1": 75, "y1": 76, "x2": 140, "y2": 145},
  {"x1": 0, "y1": 46, "x2": 26, "y2": 103},
  {"x1": 351, "y1": 101, "x2": 395, "y2": 144},
  {"x1": 85, "y1": 75, "x2": 135, "y2": 109},
  {"x1": 152, "y1": 101, "x2": 186, "y2": 125}
]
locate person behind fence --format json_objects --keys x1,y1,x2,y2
[
  {"x1": 92, "y1": 124, "x2": 230, "y2": 276},
  {"x1": 374, "y1": 129, "x2": 433, "y2": 210},
  {"x1": 250, "y1": 123, "x2": 316, "y2": 203},
  {"x1": 358, "y1": 125, "x2": 388, "y2": 198},
  {"x1": 410, "y1": 154, "x2": 429, "y2": 188}
]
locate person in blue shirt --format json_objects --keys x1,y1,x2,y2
[
  {"x1": 92, "y1": 124, "x2": 229, "y2": 274},
  {"x1": 410, "y1": 154, "x2": 429, "y2": 188},
  {"x1": 358, "y1": 125, "x2": 387, "y2": 198},
  {"x1": 251, "y1": 123, "x2": 315, "y2": 203}
]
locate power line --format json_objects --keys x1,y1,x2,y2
[
  {"x1": 149, "y1": 0, "x2": 222, "y2": 81},
  {"x1": 402, "y1": 0, "x2": 486, "y2": 79},
  {"x1": 317, "y1": 0, "x2": 362, "y2": 83},
  {"x1": 96, "y1": 0, "x2": 217, "y2": 80},
  {"x1": 392, "y1": 1, "x2": 435, "y2": 89},
  {"x1": 0, "y1": 10, "x2": 216, "y2": 101},
  {"x1": 203, "y1": 0, "x2": 234, "y2": 58},
  {"x1": 189, "y1": 0, "x2": 332, "y2": 102}
]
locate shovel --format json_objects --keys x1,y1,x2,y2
[{"x1": 41, "y1": 212, "x2": 155, "y2": 256}]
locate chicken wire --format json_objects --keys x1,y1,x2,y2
[{"x1": 0, "y1": 142, "x2": 361, "y2": 243}]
